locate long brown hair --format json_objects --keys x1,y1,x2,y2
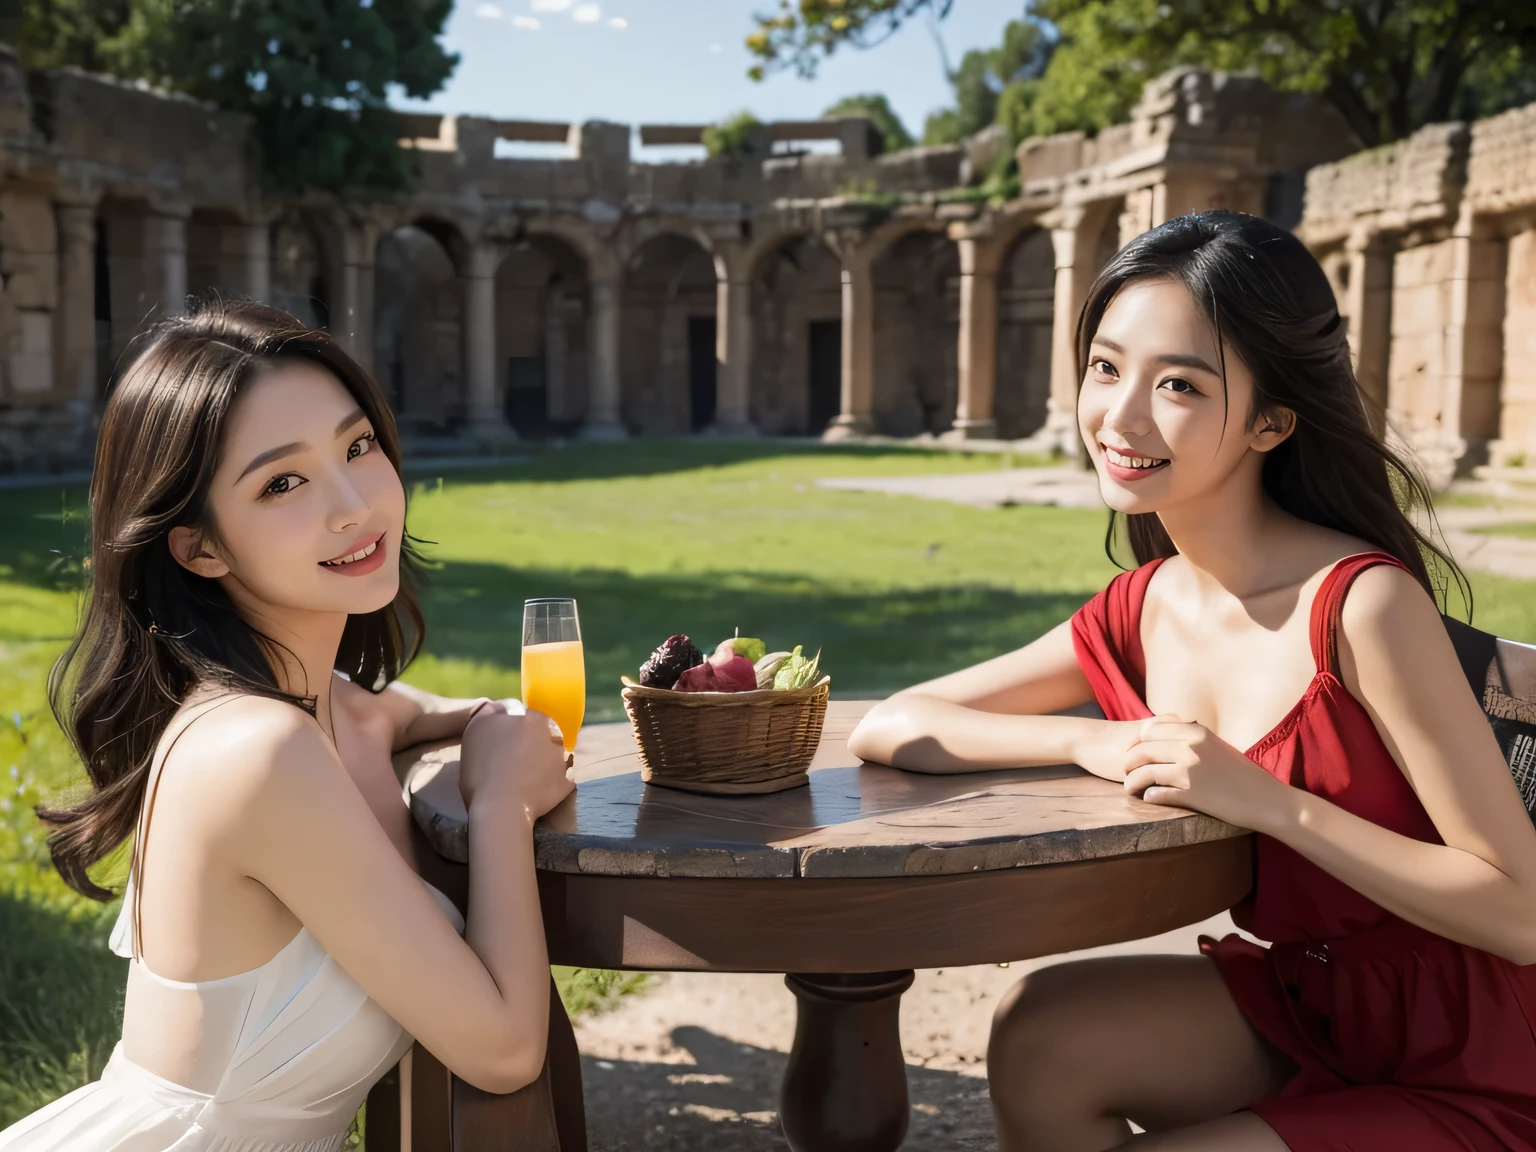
[
  {"x1": 41, "y1": 299, "x2": 426, "y2": 900},
  {"x1": 1076, "y1": 211, "x2": 1467, "y2": 608}
]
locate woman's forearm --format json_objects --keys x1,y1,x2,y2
[
  {"x1": 850, "y1": 694, "x2": 1103, "y2": 774},
  {"x1": 387, "y1": 681, "x2": 493, "y2": 750},
  {"x1": 1263, "y1": 788, "x2": 1536, "y2": 964},
  {"x1": 464, "y1": 805, "x2": 551, "y2": 1089}
]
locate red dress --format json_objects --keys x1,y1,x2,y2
[{"x1": 1071, "y1": 552, "x2": 1536, "y2": 1151}]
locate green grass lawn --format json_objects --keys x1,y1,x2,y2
[
  {"x1": 1472, "y1": 521, "x2": 1536, "y2": 540},
  {"x1": 3, "y1": 439, "x2": 1536, "y2": 1135}
]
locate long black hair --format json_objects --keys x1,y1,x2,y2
[
  {"x1": 41, "y1": 299, "x2": 426, "y2": 899},
  {"x1": 1076, "y1": 211, "x2": 1466, "y2": 607}
]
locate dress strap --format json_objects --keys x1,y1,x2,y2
[
  {"x1": 128, "y1": 694, "x2": 242, "y2": 964},
  {"x1": 1308, "y1": 552, "x2": 1415, "y2": 677}
]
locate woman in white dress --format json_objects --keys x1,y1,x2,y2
[{"x1": 0, "y1": 299, "x2": 574, "y2": 1151}]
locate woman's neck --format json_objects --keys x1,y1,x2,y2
[
  {"x1": 1155, "y1": 464, "x2": 1301, "y2": 598},
  {"x1": 234, "y1": 600, "x2": 349, "y2": 742}
]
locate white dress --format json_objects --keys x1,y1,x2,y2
[{"x1": 0, "y1": 879, "x2": 465, "y2": 1152}]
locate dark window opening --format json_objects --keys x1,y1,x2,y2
[
  {"x1": 688, "y1": 317, "x2": 718, "y2": 432},
  {"x1": 808, "y1": 319, "x2": 842, "y2": 435}
]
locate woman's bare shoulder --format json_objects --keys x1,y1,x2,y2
[{"x1": 157, "y1": 694, "x2": 340, "y2": 812}]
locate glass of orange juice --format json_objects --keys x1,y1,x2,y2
[{"x1": 521, "y1": 597, "x2": 585, "y2": 758}]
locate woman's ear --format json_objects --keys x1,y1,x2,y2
[
  {"x1": 168, "y1": 527, "x2": 230, "y2": 579},
  {"x1": 1252, "y1": 406, "x2": 1297, "y2": 454}
]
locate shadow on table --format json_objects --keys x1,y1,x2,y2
[{"x1": 581, "y1": 1025, "x2": 996, "y2": 1152}]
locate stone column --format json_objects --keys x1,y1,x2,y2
[
  {"x1": 947, "y1": 233, "x2": 1002, "y2": 440},
  {"x1": 1497, "y1": 226, "x2": 1536, "y2": 465},
  {"x1": 461, "y1": 241, "x2": 515, "y2": 446},
  {"x1": 147, "y1": 210, "x2": 189, "y2": 318},
  {"x1": 823, "y1": 247, "x2": 874, "y2": 440},
  {"x1": 1043, "y1": 211, "x2": 1094, "y2": 459},
  {"x1": 241, "y1": 221, "x2": 271, "y2": 304},
  {"x1": 1442, "y1": 209, "x2": 1506, "y2": 475},
  {"x1": 1343, "y1": 228, "x2": 1396, "y2": 433},
  {"x1": 55, "y1": 203, "x2": 99, "y2": 404},
  {"x1": 333, "y1": 219, "x2": 378, "y2": 373},
  {"x1": 712, "y1": 258, "x2": 757, "y2": 436},
  {"x1": 580, "y1": 264, "x2": 627, "y2": 440}
]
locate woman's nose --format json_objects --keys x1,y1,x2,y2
[
  {"x1": 325, "y1": 473, "x2": 370, "y2": 534},
  {"x1": 1101, "y1": 379, "x2": 1152, "y2": 439}
]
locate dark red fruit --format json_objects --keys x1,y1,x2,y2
[{"x1": 638, "y1": 634, "x2": 704, "y2": 689}]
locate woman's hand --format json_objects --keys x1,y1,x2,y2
[
  {"x1": 458, "y1": 708, "x2": 573, "y2": 824},
  {"x1": 1068, "y1": 718, "x2": 1158, "y2": 782},
  {"x1": 1121, "y1": 715, "x2": 1284, "y2": 828}
]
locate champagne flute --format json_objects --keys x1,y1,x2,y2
[{"x1": 521, "y1": 598, "x2": 585, "y2": 760}]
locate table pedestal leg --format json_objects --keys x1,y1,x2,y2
[{"x1": 780, "y1": 970, "x2": 915, "y2": 1152}]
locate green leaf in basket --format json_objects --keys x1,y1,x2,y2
[{"x1": 773, "y1": 646, "x2": 823, "y2": 690}]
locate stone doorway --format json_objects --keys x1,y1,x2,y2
[
  {"x1": 688, "y1": 316, "x2": 718, "y2": 431},
  {"x1": 807, "y1": 319, "x2": 842, "y2": 436}
]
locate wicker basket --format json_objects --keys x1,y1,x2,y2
[{"x1": 620, "y1": 675, "x2": 831, "y2": 794}]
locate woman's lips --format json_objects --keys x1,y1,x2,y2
[
  {"x1": 1100, "y1": 444, "x2": 1170, "y2": 483},
  {"x1": 319, "y1": 533, "x2": 388, "y2": 577}
]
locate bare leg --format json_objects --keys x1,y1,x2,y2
[
  {"x1": 1113, "y1": 1111, "x2": 1290, "y2": 1150},
  {"x1": 988, "y1": 955, "x2": 1294, "y2": 1152}
]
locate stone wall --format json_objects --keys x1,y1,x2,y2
[{"x1": 0, "y1": 46, "x2": 1453, "y2": 470}]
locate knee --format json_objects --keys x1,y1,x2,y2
[{"x1": 987, "y1": 964, "x2": 1096, "y2": 1100}]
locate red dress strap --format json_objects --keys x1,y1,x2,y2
[{"x1": 1308, "y1": 551, "x2": 1414, "y2": 677}]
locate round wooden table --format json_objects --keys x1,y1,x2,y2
[{"x1": 400, "y1": 700, "x2": 1254, "y2": 1152}]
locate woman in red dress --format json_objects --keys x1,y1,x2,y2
[{"x1": 849, "y1": 211, "x2": 1536, "y2": 1151}]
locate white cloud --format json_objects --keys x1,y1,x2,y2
[
  {"x1": 512, "y1": 14, "x2": 540, "y2": 28},
  {"x1": 572, "y1": 3, "x2": 601, "y2": 22},
  {"x1": 474, "y1": 2, "x2": 502, "y2": 16},
  {"x1": 530, "y1": 0, "x2": 572, "y2": 10},
  {"x1": 607, "y1": 16, "x2": 626, "y2": 28}
]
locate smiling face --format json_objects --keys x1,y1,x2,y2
[
  {"x1": 1077, "y1": 277, "x2": 1290, "y2": 518},
  {"x1": 169, "y1": 360, "x2": 405, "y2": 624}
]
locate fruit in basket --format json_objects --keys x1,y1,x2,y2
[
  {"x1": 754, "y1": 651, "x2": 792, "y2": 688},
  {"x1": 638, "y1": 634, "x2": 704, "y2": 689},
  {"x1": 676, "y1": 654, "x2": 758, "y2": 693},
  {"x1": 773, "y1": 646, "x2": 822, "y2": 690},
  {"x1": 714, "y1": 636, "x2": 767, "y2": 663}
]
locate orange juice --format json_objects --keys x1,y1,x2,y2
[{"x1": 521, "y1": 639, "x2": 586, "y2": 753}]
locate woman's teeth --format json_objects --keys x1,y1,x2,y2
[
  {"x1": 322, "y1": 540, "x2": 379, "y2": 567},
  {"x1": 1105, "y1": 447, "x2": 1166, "y2": 469}
]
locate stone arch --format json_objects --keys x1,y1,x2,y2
[
  {"x1": 622, "y1": 232, "x2": 718, "y2": 434},
  {"x1": 871, "y1": 226, "x2": 960, "y2": 435},
  {"x1": 270, "y1": 211, "x2": 332, "y2": 330},
  {"x1": 492, "y1": 232, "x2": 591, "y2": 438},
  {"x1": 185, "y1": 206, "x2": 249, "y2": 307},
  {"x1": 995, "y1": 228, "x2": 1057, "y2": 438},
  {"x1": 750, "y1": 232, "x2": 844, "y2": 435},
  {"x1": 373, "y1": 223, "x2": 463, "y2": 431}
]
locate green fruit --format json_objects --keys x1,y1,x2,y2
[{"x1": 731, "y1": 636, "x2": 767, "y2": 662}]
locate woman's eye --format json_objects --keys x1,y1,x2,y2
[
  {"x1": 262, "y1": 473, "x2": 307, "y2": 498},
  {"x1": 1090, "y1": 359, "x2": 1116, "y2": 377},
  {"x1": 347, "y1": 432, "x2": 376, "y2": 462},
  {"x1": 1160, "y1": 377, "x2": 1198, "y2": 395}
]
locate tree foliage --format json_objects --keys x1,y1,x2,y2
[
  {"x1": 750, "y1": 0, "x2": 1536, "y2": 147},
  {"x1": 747, "y1": 0, "x2": 954, "y2": 82},
  {"x1": 922, "y1": 17, "x2": 1049, "y2": 144},
  {"x1": 5, "y1": 0, "x2": 458, "y2": 193},
  {"x1": 823, "y1": 92, "x2": 914, "y2": 153}
]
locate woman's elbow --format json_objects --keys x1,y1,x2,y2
[{"x1": 458, "y1": 1036, "x2": 548, "y2": 1096}]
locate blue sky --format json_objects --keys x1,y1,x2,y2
[{"x1": 396, "y1": 0, "x2": 1022, "y2": 146}]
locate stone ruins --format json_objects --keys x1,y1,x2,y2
[{"x1": 2, "y1": 42, "x2": 1534, "y2": 485}]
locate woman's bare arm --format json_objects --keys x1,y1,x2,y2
[
  {"x1": 1127, "y1": 564, "x2": 1536, "y2": 964},
  {"x1": 373, "y1": 677, "x2": 496, "y2": 751},
  {"x1": 1266, "y1": 565, "x2": 1536, "y2": 962},
  {"x1": 212, "y1": 700, "x2": 570, "y2": 1094},
  {"x1": 848, "y1": 620, "x2": 1129, "y2": 775}
]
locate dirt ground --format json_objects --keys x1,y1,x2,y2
[{"x1": 573, "y1": 912, "x2": 1239, "y2": 1150}]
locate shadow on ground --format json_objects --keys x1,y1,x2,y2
[{"x1": 581, "y1": 1025, "x2": 995, "y2": 1152}]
